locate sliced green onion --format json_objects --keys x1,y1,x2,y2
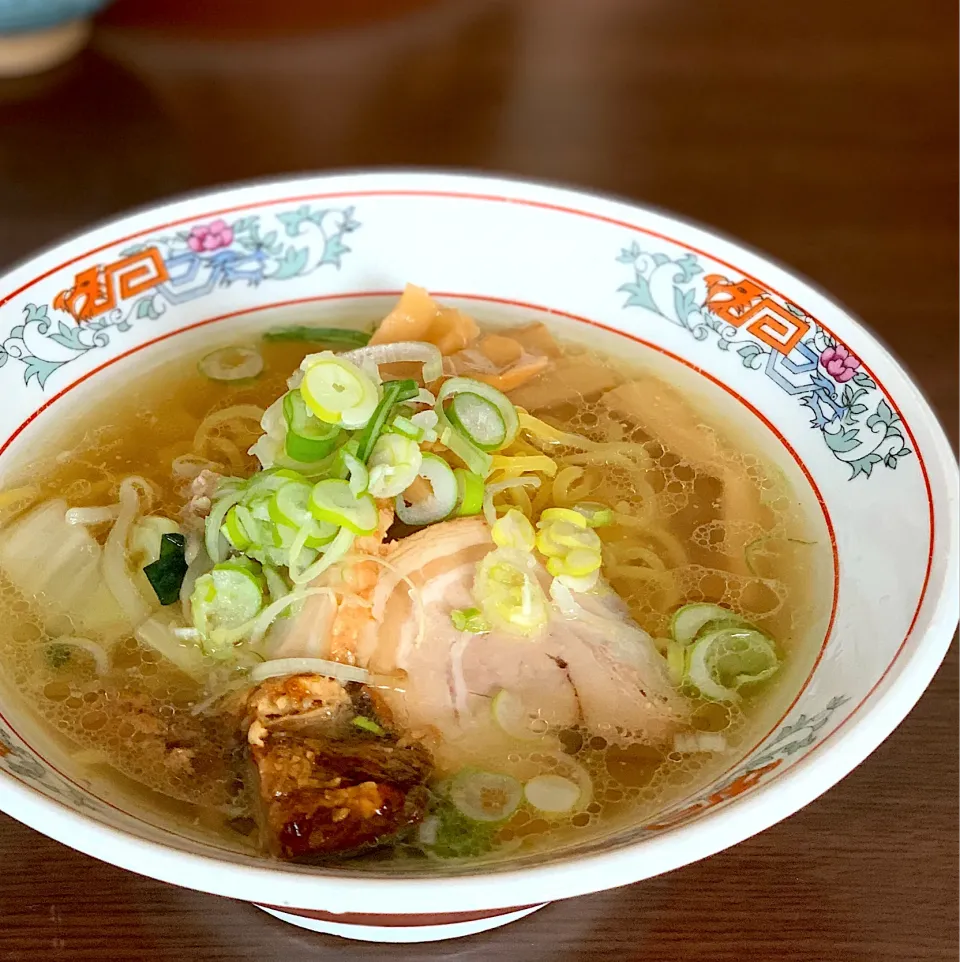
[
  {"x1": 261, "y1": 564, "x2": 291, "y2": 605},
  {"x1": 244, "y1": 467, "x2": 306, "y2": 497},
  {"x1": 491, "y1": 509, "x2": 536, "y2": 551},
  {"x1": 190, "y1": 563, "x2": 264, "y2": 643},
  {"x1": 289, "y1": 526, "x2": 355, "y2": 586},
  {"x1": 410, "y1": 409, "x2": 439, "y2": 442},
  {"x1": 282, "y1": 390, "x2": 342, "y2": 462},
  {"x1": 221, "y1": 505, "x2": 253, "y2": 550},
  {"x1": 474, "y1": 547, "x2": 549, "y2": 636},
  {"x1": 355, "y1": 379, "x2": 417, "y2": 462},
  {"x1": 268, "y1": 479, "x2": 314, "y2": 529},
  {"x1": 437, "y1": 408, "x2": 492, "y2": 477},
  {"x1": 573, "y1": 502, "x2": 615, "y2": 528},
  {"x1": 198, "y1": 346, "x2": 263, "y2": 381},
  {"x1": 523, "y1": 774, "x2": 581, "y2": 813},
  {"x1": 267, "y1": 480, "x2": 336, "y2": 547},
  {"x1": 447, "y1": 393, "x2": 507, "y2": 451},
  {"x1": 437, "y1": 377, "x2": 519, "y2": 452},
  {"x1": 451, "y1": 607, "x2": 489, "y2": 633},
  {"x1": 205, "y1": 488, "x2": 245, "y2": 563},
  {"x1": 687, "y1": 627, "x2": 779, "y2": 702},
  {"x1": 308, "y1": 479, "x2": 378, "y2": 535},
  {"x1": 395, "y1": 453, "x2": 458, "y2": 526},
  {"x1": 454, "y1": 468, "x2": 485, "y2": 517},
  {"x1": 299, "y1": 353, "x2": 379, "y2": 429},
  {"x1": 386, "y1": 378, "x2": 419, "y2": 403},
  {"x1": 670, "y1": 603, "x2": 752, "y2": 646},
  {"x1": 343, "y1": 450, "x2": 370, "y2": 497},
  {"x1": 142, "y1": 533, "x2": 188, "y2": 606},
  {"x1": 351, "y1": 715, "x2": 385, "y2": 735},
  {"x1": 388, "y1": 414, "x2": 423, "y2": 441},
  {"x1": 368, "y1": 434, "x2": 422, "y2": 499},
  {"x1": 744, "y1": 536, "x2": 816, "y2": 579},
  {"x1": 262, "y1": 326, "x2": 371, "y2": 347},
  {"x1": 449, "y1": 769, "x2": 522, "y2": 823},
  {"x1": 304, "y1": 525, "x2": 337, "y2": 549}
]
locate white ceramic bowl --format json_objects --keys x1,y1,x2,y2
[{"x1": 0, "y1": 172, "x2": 956, "y2": 943}]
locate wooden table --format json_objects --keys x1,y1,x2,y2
[{"x1": 0, "y1": 0, "x2": 956, "y2": 958}]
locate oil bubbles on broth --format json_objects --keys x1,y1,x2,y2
[{"x1": 0, "y1": 296, "x2": 830, "y2": 865}]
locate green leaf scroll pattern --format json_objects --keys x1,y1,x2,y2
[
  {"x1": 616, "y1": 243, "x2": 914, "y2": 480},
  {"x1": 0, "y1": 722, "x2": 103, "y2": 813},
  {"x1": 1, "y1": 300, "x2": 140, "y2": 389},
  {"x1": 274, "y1": 204, "x2": 361, "y2": 274},
  {"x1": 1, "y1": 204, "x2": 361, "y2": 392},
  {"x1": 617, "y1": 244, "x2": 705, "y2": 332}
]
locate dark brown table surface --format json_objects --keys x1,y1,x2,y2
[{"x1": 0, "y1": 0, "x2": 956, "y2": 959}]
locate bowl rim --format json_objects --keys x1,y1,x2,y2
[{"x1": 0, "y1": 169, "x2": 956, "y2": 914}]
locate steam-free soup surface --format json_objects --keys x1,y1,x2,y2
[{"x1": 0, "y1": 288, "x2": 827, "y2": 867}]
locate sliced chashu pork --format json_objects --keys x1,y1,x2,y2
[
  {"x1": 266, "y1": 505, "x2": 394, "y2": 663},
  {"x1": 275, "y1": 517, "x2": 690, "y2": 768}
]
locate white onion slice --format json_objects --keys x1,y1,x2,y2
[
  {"x1": 198, "y1": 347, "x2": 264, "y2": 382},
  {"x1": 340, "y1": 341, "x2": 443, "y2": 383},
  {"x1": 673, "y1": 731, "x2": 728, "y2": 754},
  {"x1": 249, "y1": 657, "x2": 370, "y2": 686}
]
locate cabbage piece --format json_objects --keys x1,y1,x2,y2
[{"x1": 0, "y1": 500, "x2": 131, "y2": 643}]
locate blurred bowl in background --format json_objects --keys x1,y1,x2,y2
[{"x1": 0, "y1": 0, "x2": 112, "y2": 76}]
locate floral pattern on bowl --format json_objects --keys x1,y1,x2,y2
[{"x1": 615, "y1": 244, "x2": 912, "y2": 479}]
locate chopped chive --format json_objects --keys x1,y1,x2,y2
[
  {"x1": 355, "y1": 380, "x2": 418, "y2": 463},
  {"x1": 262, "y1": 326, "x2": 371, "y2": 347},
  {"x1": 451, "y1": 607, "x2": 489, "y2": 633},
  {"x1": 352, "y1": 715, "x2": 385, "y2": 735}
]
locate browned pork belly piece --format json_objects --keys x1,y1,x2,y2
[{"x1": 242, "y1": 674, "x2": 432, "y2": 860}]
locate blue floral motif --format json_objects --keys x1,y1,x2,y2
[
  {"x1": 617, "y1": 245, "x2": 914, "y2": 479},
  {"x1": 642, "y1": 694, "x2": 850, "y2": 832},
  {"x1": 745, "y1": 695, "x2": 850, "y2": 767},
  {"x1": 1, "y1": 204, "x2": 361, "y2": 392},
  {"x1": 0, "y1": 722, "x2": 103, "y2": 813}
]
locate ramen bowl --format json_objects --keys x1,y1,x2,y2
[{"x1": 0, "y1": 171, "x2": 955, "y2": 943}]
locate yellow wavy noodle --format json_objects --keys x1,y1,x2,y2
[
  {"x1": 552, "y1": 466, "x2": 600, "y2": 505},
  {"x1": 191, "y1": 405, "x2": 264, "y2": 473},
  {"x1": 204, "y1": 436, "x2": 244, "y2": 473},
  {"x1": 505, "y1": 484, "x2": 534, "y2": 516}
]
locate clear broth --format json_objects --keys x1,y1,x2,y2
[{"x1": 0, "y1": 318, "x2": 830, "y2": 866}]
